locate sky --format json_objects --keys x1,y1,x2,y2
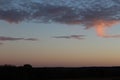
[{"x1": 1, "y1": 0, "x2": 120, "y2": 67}]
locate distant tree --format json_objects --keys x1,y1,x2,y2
[
  {"x1": 3, "y1": 64, "x2": 16, "y2": 68},
  {"x1": 23, "y1": 64, "x2": 32, "y2": 69}
]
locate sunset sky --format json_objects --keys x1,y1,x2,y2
[{"x1": 1, "y1": 0, "x2": 120, "y2": 67}]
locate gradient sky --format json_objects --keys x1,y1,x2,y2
[{"x1": 1, "y1": 0, "x2": 120, "y2": 67}]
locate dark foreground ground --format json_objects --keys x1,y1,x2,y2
[{"x1": 0, "y1": 65, "x2": 120, "y2": 80}]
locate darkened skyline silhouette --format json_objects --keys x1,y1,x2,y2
[
  {"x1": 0, "y1": 0, "x2": 120, "y2": 67},
  {"x1": 1, "y1": 64, "x2": 120, "y2": 80}
]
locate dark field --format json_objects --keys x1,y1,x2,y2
[
  {"x1": 0, "y1": 65, "x2": 120, "y2": 80},
  {"x1": 48, "y1": 79, "x2": 120, "y2": 80}
]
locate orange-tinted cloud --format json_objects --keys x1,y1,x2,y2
[{"x1": 91, "y1": 20, "x2": 120, "y2": 38}]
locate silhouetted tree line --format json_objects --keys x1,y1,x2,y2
[{"x1": 0, "y1": 64, "x2": 120, "y2": 80}]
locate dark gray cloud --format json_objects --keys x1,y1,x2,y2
[
  {"x1": 0, "y1": 0, "x2": 120, "y2": 25},
  {"x1": 1, "y1": 0, "x2": 120, "y2": 37},
  {"x1": 0, "y1": 36, "x2": 38, "y2": 41},
  {"x1": 53, "y1": 35, "x2": 85, "y2": 40}
]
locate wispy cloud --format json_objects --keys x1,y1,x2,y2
[
  {"x1": 24, "y1": 38, "x2": 38, "y2": 41},
  {"x1": 1, "y1": 0, "x2": 120, "y2": 37},
  {"x1": 0, "y1": 36, "x2": 38, "y2": 45},
  {"x1": 0, "y1": 42, "x2": 3, "y2": 45},
  {"x1": 53, "y1": 35, "x2": 85, "y2": 40},
  {"x1": 101, "y1": 35, "x2": 120, "y2": 38},
  {"x1": 0, "y1": 36, "x2": 38, "y2": 41}
]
